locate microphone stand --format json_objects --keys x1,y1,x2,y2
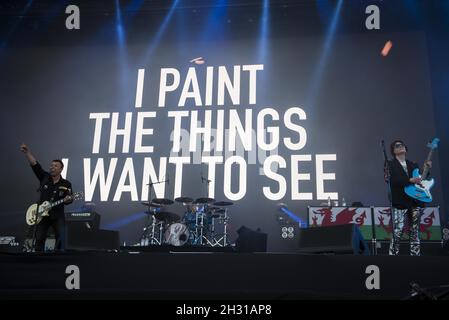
[
  {"x1": 382, "y1": 140, "x2": 395, "y2": 256},
  {"x1": 200, "y1": 175, "x2": 211, "y2": 198},
  {"x1": 409, "y1": 282, "x2": 437, "y2": 300},
  {"x1": 147, "y1": 178, "x2": 169, "y2": 212},
  {"x1": 199, "y1": 173, "x2": 212, "y2": 245},
  {"x1": 30, "y1": 180, "x2": 45, "y2": 252}
]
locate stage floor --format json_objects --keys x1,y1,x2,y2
[{"x1": 1, "y1": 250, "x2": 449, "y2": 299}]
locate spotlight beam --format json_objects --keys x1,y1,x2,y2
[
  {"x1": 103, "y1": 212, "x2": 147, "y2": 230},
  {"x1": 258, "y1": 0, "x2": 269, "y2": 62},
  {"x1": 307, "y1": 0, "x2": 343, "y2": 106},
  {"x1": 141, "y1": 0, "x2": 180, "y2": 64},
  {"x1": 280, "y1": 206, "x2": 307, "y2": 227},
  {"x1": 116, "y1": 0, "x2": 131, "y2": 107},
  {"x1": 1, "y1": 0, "x2": 34, "y2": 48}
]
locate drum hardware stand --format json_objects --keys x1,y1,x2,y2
[
  {"x1": 140, "y1": 213, "x2": 162, "y2": 245},
  {"x1": 202, "y1": 216, "x2": 217, "y2": 246},
  {"x1": 149, "y1": 215, "x2": 164, "y2": 245},
  {"x1": 211, "y1": 210, "x2": 231, "y2": 247},
  {"x1": 140, "y1": 177, "x2": 168, "y2": 246},
  {"x1": 194, "y1": 210, "x2": 205, "y2": 245},
  {"x1": 149, "y1": 215, "x2": 158, "y2": 245},
  {"x1": 140, "y1": 214, "x2": 151, "y2": 246}
]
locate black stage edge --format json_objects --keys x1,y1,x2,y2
[
  {"x1": 1, "y1": 251, "x2": 449, "y2": 300},
  {"x1": 120, "y1": 244, "x2": 236, "y2": 253}
]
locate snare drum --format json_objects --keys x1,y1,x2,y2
[{"x1": 164, "y1": 223, "x2": 190, "y2": 246}]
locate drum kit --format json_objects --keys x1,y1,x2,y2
[{"x1": 139, "y1": 196, "x2": 234, "y2": 247}]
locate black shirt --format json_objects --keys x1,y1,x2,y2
[
  {"x1": 31, "y1": 162, "x2": 73, "y2": 218},
  {"x1": 388, "y1": 158, "x2": 424, "y2": 209}
]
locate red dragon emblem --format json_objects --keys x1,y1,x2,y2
[
  {"x1": 311, "y1": 208, "x2": 367, "y2": 227},
  {"x1": 376, "y1": 208, "x2": 436, "y2": 240}
]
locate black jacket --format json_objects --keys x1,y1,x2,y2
[
  {"x1": 31, "y1": 162, "x2": 73, "y2": 218},
  {"x1": 387, "y1": 158, "x2": 424, "y2": 209}
]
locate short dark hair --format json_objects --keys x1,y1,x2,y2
[
  {"x1": 52, "y1": 159, "x2": 64, "y2": 168},
  {"x1": 390, "y1": 140, "x2": 408, "y2": 156}
]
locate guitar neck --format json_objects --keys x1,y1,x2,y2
[
  {"x1": 422, "y1": 149, "x2": 434, "y2": 178},
  {"x1": 40, "y1": 192, "x2": 81, "y2": 210},
  {"x1": 50, "y1": 199, "x2": 65, "y2": 209}
]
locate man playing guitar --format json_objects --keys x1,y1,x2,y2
[
  {"x1": 387, "y1": 139, "x2": 432, "y2": 256},
  {"x1": 20, "y1": 143, "x2": 73, "y2": 252}
]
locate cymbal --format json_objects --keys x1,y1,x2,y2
[
  {"x1": 207, "y1": 206, "x2": 224, "y2": 212},
  {"x1": 152, "y1": 211, "x2": 180, "y2": 222},
  {"x1": 144, "y1": 210, "x2": 160, "y2": 215},
  {"x1": 214, "y1": 201, "x2": 234, "y2": 206},
  {"x1": 208, "y1": 207, "x2": 225, "y2": 218},
  {"x1": 194, "y1": 197, "x2": 215, "y2": 204},
  {"x1": 141, "y1": 202, "x2": 162, "y2": 208},
  {"x1": 175, "y1": 197, "x2": 193, "y2": 204},
  {"x1": 151, "y1": 198, "x2": 174, "y2": 205}
]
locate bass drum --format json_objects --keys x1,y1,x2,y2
[{"x1": 164, "y1": 223, "x2": 190, "y2": 246}]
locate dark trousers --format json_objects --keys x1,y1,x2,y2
[{"x1": 34, "y1": 215, "x2": 65, "y2": 252}]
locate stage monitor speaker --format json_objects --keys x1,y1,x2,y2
[
  {"x1": 65, "y1": 224, "x2": 119, "y2": 251},
  {"x1": 298, "y1": 224, "x2": 369, "y2": 255},
  {"x1": 235, "y1": 226, "x2": 267, "y2": 253}
]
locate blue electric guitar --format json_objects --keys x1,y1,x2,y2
[{"x1": 404, "y1": 138, "x2": 440, "y2": 203}]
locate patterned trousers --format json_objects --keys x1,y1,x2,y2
[{"x1": 389, "y1": 207, "x2": 421, "y2": 256}]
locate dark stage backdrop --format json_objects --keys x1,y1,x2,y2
[{"x1": 0, "y1": 2, "x2": 443, "y2": 251}]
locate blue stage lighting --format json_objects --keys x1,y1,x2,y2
[
  {"x1": 258, "y1": 0, "x2": 270, "y2": 63},
  {"x1": 141, "y1": 0, "x2": 180, "y2": 63},
  {"x1": 1, "y1": 0, "x2": 34, "y2": 48},
  {"x1": 279, "y1": 204, "x2": 307, "y2": 228},
  {"x1": 104, "y1": 211, "x2": 147, "y2": 230},
  {"x1": 307, "y1": 0, "x2": 343, "y2": 106}
]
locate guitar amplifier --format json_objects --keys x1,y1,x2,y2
[
  {"x1": 65, "y1": 211, "x2": 100, "y2": 230},
  {"x1": 65, "y1": 228, "x2": 120, "y2": 251},
  {"x1": 65, "y1": 212, "x2": 119, "y2": 251}
]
